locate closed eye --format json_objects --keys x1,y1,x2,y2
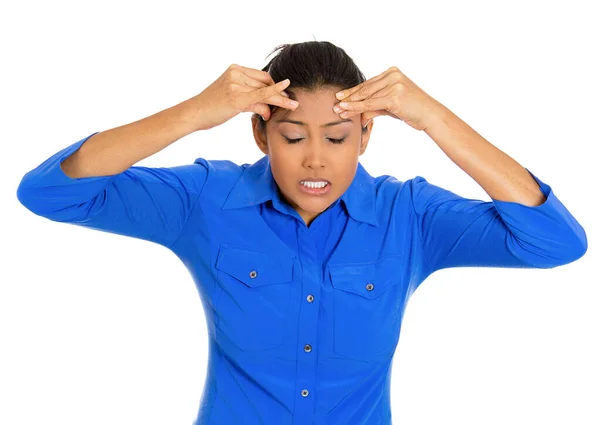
[{"x1": 284, "y1": 137, "x2": 346, "y2": 144}]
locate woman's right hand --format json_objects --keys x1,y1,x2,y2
[{"x1": 189, "y1": 63, "x2": 299, "y2": 131}]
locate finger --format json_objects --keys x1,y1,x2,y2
[
  {"x1": 238, "y1": 74, "x2": 269, "y2": 91},
  {"x1": 338, "y1": 96, "x2": 388, "y2": 115},
  {"x1": 264, "y1": 95, "x2": 298, "y2": 111},
  {"x1": 339, "y1": 77, "x2": 390, "y2": 105},
  {"x1": 339, "y1": 110, "x2": 362, "y2": 119},
  {"x1": 255, "y1": 104, "x2": 271, "y2": 121},
  {"x1": 248, "y1": 79, "x2": 298, "y2": 110},
  {"x1": 232, "y1": 64, "x2": 276, "y2": 86},
  {"x1": 265, "y1": 90, "x2": 299, "y2": 111},
  {"x1": 246, "y1": 79, "x2": 296, "y2": 110},
  {"x1": 361, "y1": 115, "x2": 371, "y2": 128},
  {"x1": 335, "y1": 68, "x2": 391, "y2": 100},
  {"x1": 249, "y1": 78, "x2": 289, "y2": 100},
  {"x1": 361, "y1": 111, "x2": 382, "y2": 127}
]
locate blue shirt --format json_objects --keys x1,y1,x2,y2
[{"x1": 16, "y1": 132, "x2": 588, "y2": 425}]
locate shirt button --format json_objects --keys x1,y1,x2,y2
[
  {"x1": 306, "y1": 294, "x2": 314, "y2": 302},
  {"x1": 366, "y1": 283, "x2": 374, "y2": 291},
  {"x1": 304, "y1": 344, "x2": 312, "y2": 353},
  {"x1": 249, "y1": 270, "x2": 258, "y2": 278},
  {"x1": 301, "y1": 389, "x2": 309, "y2": 397}
]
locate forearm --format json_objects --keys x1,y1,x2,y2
[
  {"x1": 423, "y1": 101, "x2": 547, "y2": 207},
  {"x1": 60, "y1": 96, "x2": 204, "y2": 178}
]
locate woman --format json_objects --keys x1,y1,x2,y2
[{"x1": 16, "y1": 41, "x2": 587, "y2": 425}]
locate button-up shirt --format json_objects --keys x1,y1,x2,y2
[{"x1": 16, "y1": 132, "x2": 588, "y2": 425}]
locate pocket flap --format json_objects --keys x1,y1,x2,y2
[
  {"x1": 216, "y1": 245, "x2": 294, "y2": 287},
  {"x1": 329, "y1": 256, "x2": 400, "y2": 299}
]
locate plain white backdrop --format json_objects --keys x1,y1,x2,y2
[{"x1": 1, "y1": 1, "x2": 597, "y2": 424}]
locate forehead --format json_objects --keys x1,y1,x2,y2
[
  {"x1": 271, "y1": 88, "x2": 354, "y2": 128},
  {"x1": 274, "y1": 116, "x2": 353, "y2": 128}
]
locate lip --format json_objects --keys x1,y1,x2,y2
[
  {"x1": 298, "y1": 180, "x2": 331, "y2": 196},
  {"x1": 300, "y1": 177, "x2": 330, "y2": 183}
]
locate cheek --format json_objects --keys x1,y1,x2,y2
[
  {"x1": 270, "y1": 163, "x2": 297, "y2": 193},
  {"x1": 269, "y1": 144, "x2": 295, "y2": 166},
  {"x1": 337, "y1": 163, "x2": 360, "y2": 189}
]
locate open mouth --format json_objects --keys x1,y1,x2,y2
[{"x1": 299, "y1": 180, "x2": 331, "y2": 196}]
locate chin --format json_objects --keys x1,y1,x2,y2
[
  {"x1": 283, "y1": 184, "x2": 334, "y2": 212},
  {"x1": 299, "y1": 198, "x2": 332, "y2": 212}
]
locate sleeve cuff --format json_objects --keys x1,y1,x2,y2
[
  {"x1": 17, "y1": 132, "x2": 122, "y2": 212},
  {"x1": 45, "y1": 131, "x2": 112, "y2": 183},
  {"x1": 490, "y1": 168, "x2": 551, "y2": 208},
  {"x1": 491, "y1": 167, "x2": 587, "y2": 265}
]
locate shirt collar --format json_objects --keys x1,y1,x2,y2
[{"x1": 219, "y1": 155, "x2": 378, "y2": 227}]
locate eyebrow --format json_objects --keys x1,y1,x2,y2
[{"x1": 274, "y1": 118, "x2": 353, "y2": 128}]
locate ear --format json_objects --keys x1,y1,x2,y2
[
  {"x1": 251, "y1": 114, "x2": 269, "y2": 155},
  {"x1": 358, "y1": 119, "x2": 374, "y2": 156}
]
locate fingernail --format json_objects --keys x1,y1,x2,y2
[
  {"x1": 336, "y1": 91, "x2": 344, "y2": 99},
  {"x1": 290, "y1": 100, "x2": 299, "y2": 107}
]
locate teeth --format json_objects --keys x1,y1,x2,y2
[{"x1": 301, "y1": 181, "x2": 328, "y2": 188}]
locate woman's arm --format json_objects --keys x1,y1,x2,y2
[
  {"x1": 410, "y1": 101, "x2": 587, "y2": 275},
  {"x1": 16, "y1": 95, "x2": 210, "y2": 248},
  {"x1": 423, "y1": 100, "x2": 547, "y2": 207},
  {"x1": 61, "y1": 95, "x2": 204, "y2": 178}
]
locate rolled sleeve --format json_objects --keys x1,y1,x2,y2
[
  {"x1": 411, "y1": 168, "x2": 588, "y2": 276},
  {"x1": 490, "y1": 169, "x2": 587, "y2": 267},
  {"x1": 16, "y1": 132, "x2": 208, "y2": 248}
]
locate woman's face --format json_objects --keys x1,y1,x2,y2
[{"x1": 252, "y1": 87, "x2": 374, "y2": 226}]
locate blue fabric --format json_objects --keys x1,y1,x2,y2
[{"x1": 17, "y1": 132, "x2": 588, "y2": 425}]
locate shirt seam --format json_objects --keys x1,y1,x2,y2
[
  {"x1": 205, "y1": 347, "x2": 219, "y2": 425},
  {"x1": 167, "y1": 181, "x2": 206, "y2": 250},
  {"x1": 410, "y1": 190, "x2": 434, "y2": 276}
]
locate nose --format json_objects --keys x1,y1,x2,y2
[{"x1": 302, "y1": 140, "x2": 326, "y2": 169}]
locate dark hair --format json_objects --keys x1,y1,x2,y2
[{"x1": 255, "y1": 40, "x2": 368, "y2": 133}]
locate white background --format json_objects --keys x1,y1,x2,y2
[{"x1": 1, "y1": 1, "x2": 598, "y2": 424}]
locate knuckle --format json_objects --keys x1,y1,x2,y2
[
  {"x1": 229, "y1": 67, "x2": 240, "y2": 79},
  {"x1": 227, "y1": 86, "x2": 237, "y2": 99},
  {"x1": 224, "y1": 69, "x2": 236, "y2": 83},
  {"x1": 393, "y1": 82, "x2": 406, "y2": 95},
  {"x1": 393, "y1": 70, "x2": 405, "y2": 83}
]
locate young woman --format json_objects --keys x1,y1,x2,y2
[{"x1": 16, "y1": 41, "x2": 587, "y2": 425}]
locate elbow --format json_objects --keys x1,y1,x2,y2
[
  {"x1": 540, "y1": 227, "x2": 588, "y2": 269},
  {"x1": 515, "y1": 224, "x2": 588, "y2": 269},
  {"x1": 16, "y1": 172, "x2": 37, "y2": 213},
  {"x1": 16, "y1": 172, "x2": 67, "y2": 221},
  {"x1": 562, "y1": 227, "x2": 588, "y2": 265}
]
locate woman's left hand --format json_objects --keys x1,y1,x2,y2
[{"x1": 333, "y1": 66, "x2": 441, "y2": 131}]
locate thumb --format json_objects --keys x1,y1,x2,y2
[
  {"x1": 361, "y1": 111, "x2": 379, "y2": 128},
  {"x1": 360, "y1": 110, "x2": 387, "y2": 127},
  {"x1": 253, "y1": 104, "x2": 271, "y2": 121}
]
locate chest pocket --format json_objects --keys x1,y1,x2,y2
[
  {"x1": 214, "y1": 245, "x2": 295, "y2": 352},
  {"x1": 329, "y1": 256, "x2": 405, "y2": 361}
]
